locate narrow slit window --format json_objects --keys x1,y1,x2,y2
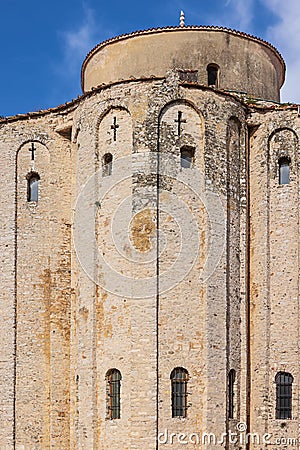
[
  {"x1": 171, "y1": 367, "x2": 189, "y2": 418},
  {"x1": 106, "y1": 369, "x2": 121, "y2": 419},
  {"x1": 279, "y1": 157, "x2": 290, "y2": 185},
  {"x1": 207, "y1": 64, "x2": 219, "y2": 87},
  {"x1": 180, "y1": 147, "x2": 195, "y2": 168},
  {"x1": 228, "y1": 369, "x2": 236, "y2": 419},
  {"x1": 27, "y1": 173, "x2": 40, "y2": 202},
  {"x1": 103, "y1": 153, "x2": 113, "y2": 177},
  {"x1": 275, "y1": 372, "x2": 293, "y2": 419}
]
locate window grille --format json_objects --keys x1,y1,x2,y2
[
  {"x1": 275, "y1": 372, "x2": 293, "y2": 419},
  {"x1": 171, "y1": 367, "x2": 189, "y2": 418},
  {"x1": 106, "y1": 369, "x2": 121, "y2": 419}
]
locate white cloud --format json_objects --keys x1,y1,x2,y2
[
  {"x1": 49, "y1": 3, "x2": 118, "y2": 107},
  {"x1": 223, "y1": 0, "x2": 255, "y2": 31},
  {"x1": 60, "y1": 5, "x2": 98, "y2": 76},
  {"x1": 261, "y1": 0, "x2": 300, "y2": 103}
]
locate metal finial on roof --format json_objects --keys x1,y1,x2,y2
[{"x1": 180, "y1": 10, "x2": 185, "y2": 27}]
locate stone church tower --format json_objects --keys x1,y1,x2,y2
[{"x1": 0, "y1": 22, "x2": 299, "y2": 450}]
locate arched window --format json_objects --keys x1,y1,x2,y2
[
  {"x1": 278, "y1": 157, "x2": 290, "y2": 185},
  {"x1": 170, "y1": 367, "x2": 189, "y2": 418},
  {"x1": 103, "y1": 153, "x2": 113, "y2": 177},
  {"x1": 207, "y1": 64, "x2": 219, "y2": 87},
  {"x1": 180, "y1": 146, "x2": 195, "y2": 168},
  {"x1": 228, "y1": 369, "x2": 236, "y2": 419},
  {"x1": 27, "y1": 172, "x2": 40, "y2": 202},
  {"x1": 106, "y1": 369, "x2": 121, "y2": 419},
  {"x1": 275, "y1": 372, "x2": 293, "y2": 419}
]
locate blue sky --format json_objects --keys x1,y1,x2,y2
[{"x1": 1, "y1": 0, "x2": 299, "y2": 117}]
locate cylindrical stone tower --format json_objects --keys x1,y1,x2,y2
[{"x1": 71, "y1": 25, "x2": 287, "y2": 450}]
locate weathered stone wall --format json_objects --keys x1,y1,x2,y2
[
  {"x1": 0, "y1": 111, "x2": 74, "y2": 449},
  {"x1": 71, "y1": 72, "x2": 248, "y2": 449},
  {"x1": 249, "y1": 109, "x2": 300, "y2": 449}
]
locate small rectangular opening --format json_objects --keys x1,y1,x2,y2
[
  {"x1": 180, "y1": 147, "x2": 195, "y2": 168},
  {"x1": 178, "y1": 70, "x2": 198, "y2": 83}
]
